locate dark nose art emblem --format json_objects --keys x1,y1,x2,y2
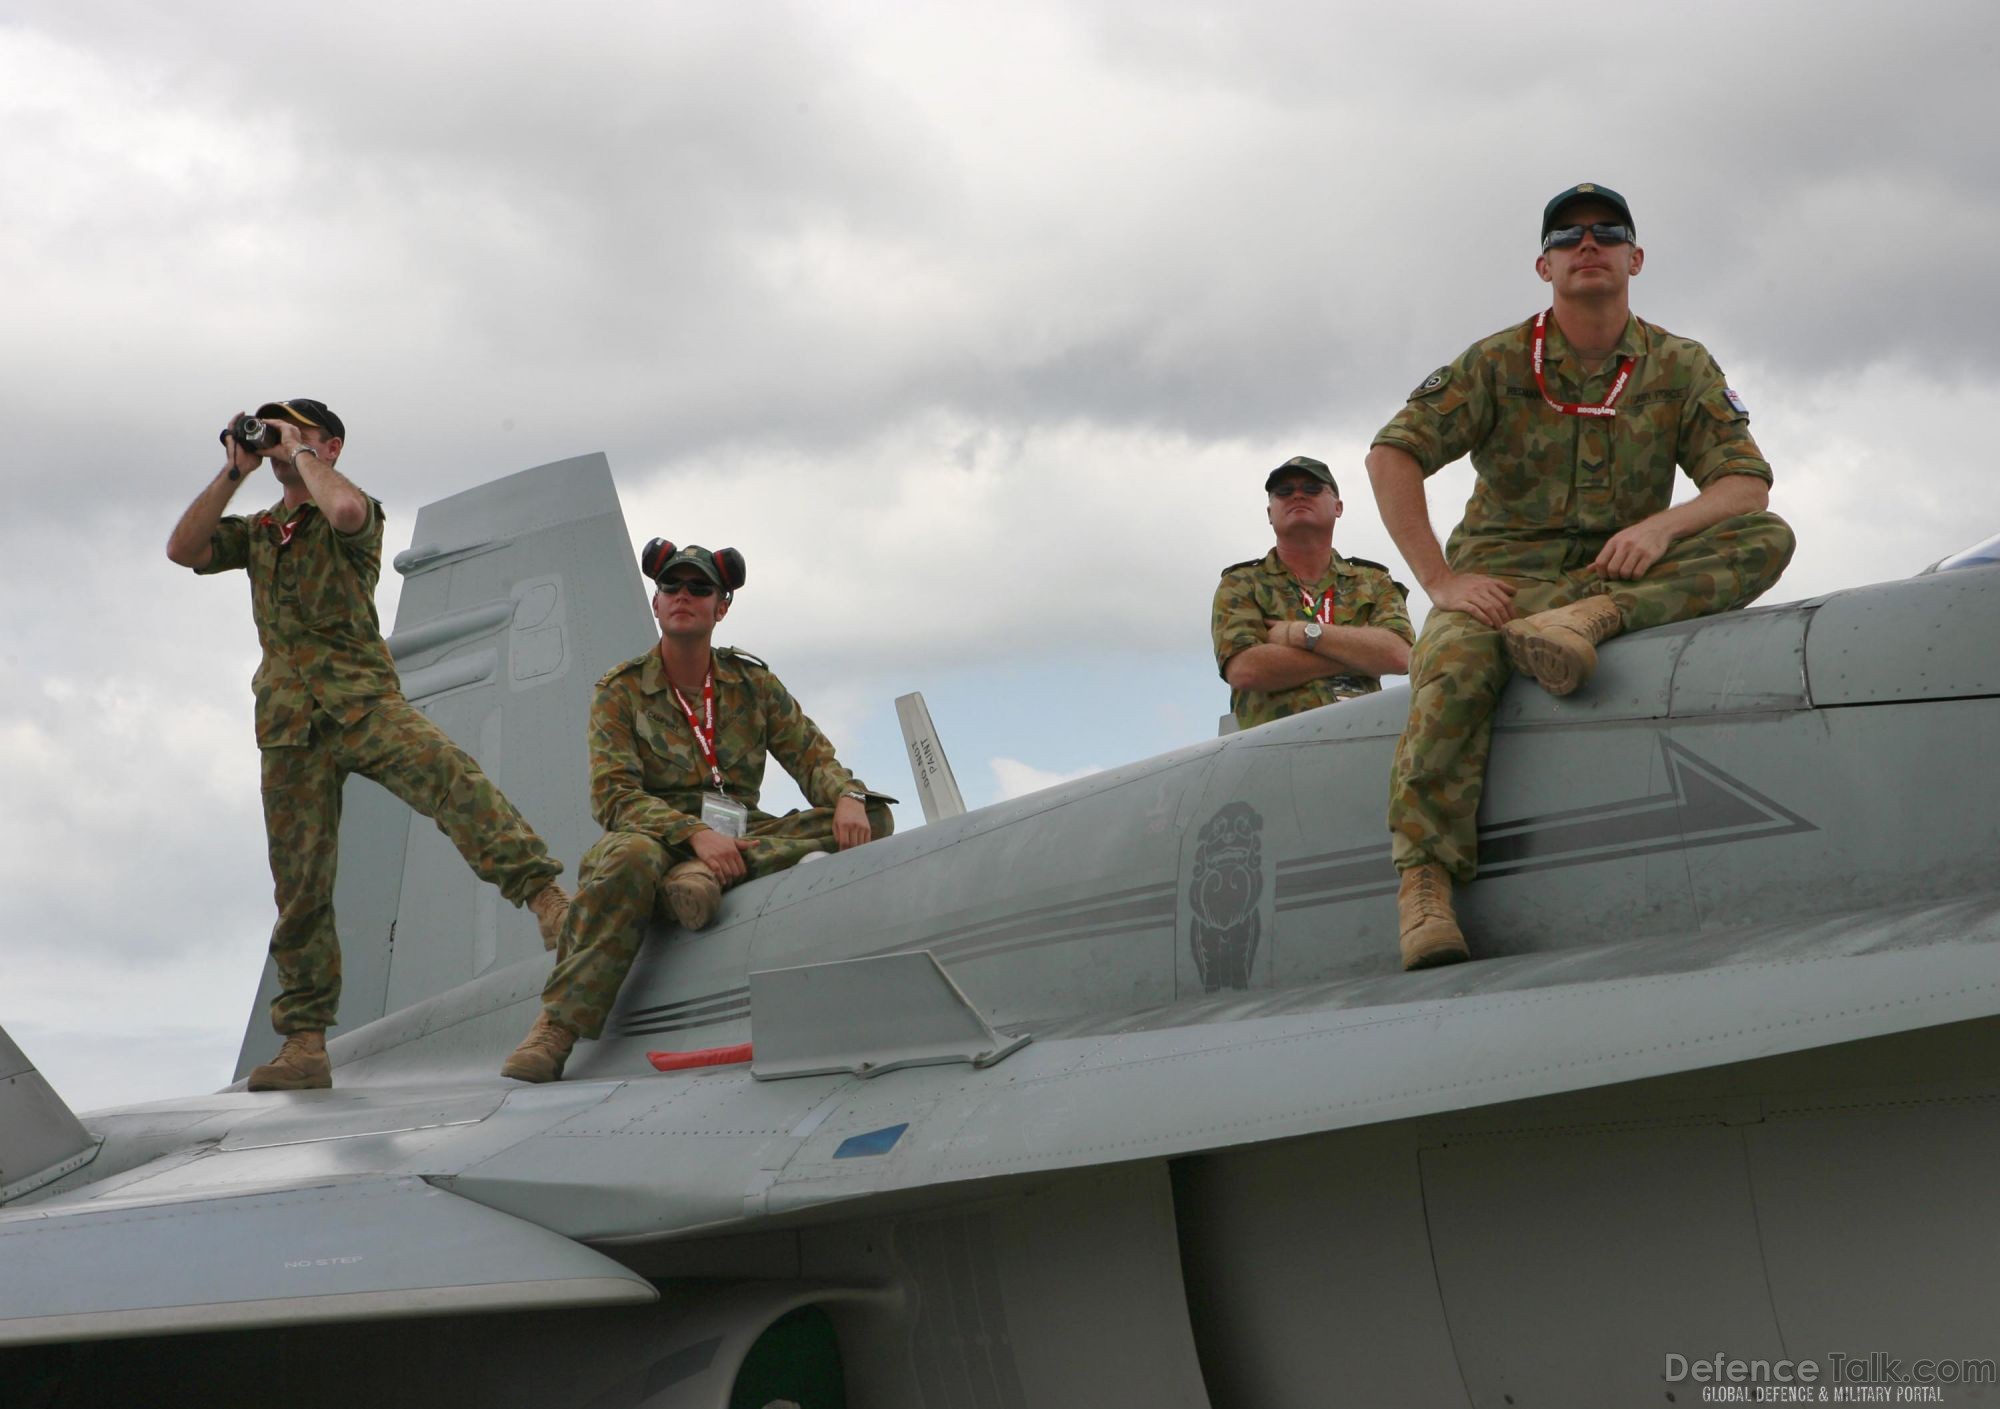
[{"x1": 1189, "y1": 802, "x2": 1264, "y2": 992}]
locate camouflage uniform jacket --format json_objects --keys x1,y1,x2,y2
[
  {"x1": 590, "y1": 646, "x2": 866, "y2": 846},
  {"x1": 1372, "y1": 312, "x2": 1772, "y2": 581},
  {"x1": 1212, "y1": 548, "x2": 1415, "y2": 730},
  {"x1": 197, "y1": 496, "x2": 401, "y2": 748}
]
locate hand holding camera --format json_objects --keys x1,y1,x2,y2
[{"x1": 218, "y1": 411, "x2": 304, "y2": 481}]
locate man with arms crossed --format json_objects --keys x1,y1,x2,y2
[
  {"x1": 503, "y1": 540, "x2": 892, "y2": 1082},
  {"x1": 1213, "y1": 455, "x2": 1413, "y2": 730},
  {"x1": 1366, "y1": 185, "x2": 1795, "y2": 970},
  {"x1": 167, "y1": 400, "x2": 572, "y2": 1090}
]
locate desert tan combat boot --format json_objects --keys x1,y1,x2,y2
[
  {"x1": 528, "y1": 880, "x2": 573, "y2": 951},
  {"x1": 247, "y1": 1030, "x2": 331, "y2": 1091},
  {"x1": 501, "y1": 1014, "x2": 577, "y2": 1083},
  {"x1": 1397, "y1": 864, "x2": 1470, "y2": 971},
  {"x1": 1501, "y1": 594, "x2": 1625, "y2": 696},
  {"x1": 659, "y1": 859, "x2": 722, "y2": 930}
]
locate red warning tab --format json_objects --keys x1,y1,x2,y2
[{"x1": 647, "y1": 1043, "x2": 754, "y2": 1072}]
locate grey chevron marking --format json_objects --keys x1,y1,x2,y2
[{"x1": 1276, "y1": 738, "x2": 1818, "y2": 910}]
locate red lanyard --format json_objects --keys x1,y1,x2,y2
[
  {"x1": 1298, "y1": 586, "x2": 1336, "y2": 623},
  {"x1": 1531, "y1": 309, "x2": 1635, "y2": 418},
  {"x1": 259, "y1": 504, "x2": 312, "y2": 547},
  {"x1": 670, "y1": 670, "x2": 726, "y2": 793}
]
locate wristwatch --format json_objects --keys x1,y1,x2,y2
[
  {"x1": 1301, "y1": 622, "x2": 1323, "y2": 651},
  {"x1": 292, "y1": 445, "x2": 320, "y2": 465},
  {"x1": 840, "y1": 788, "x2": 868, "y2": 803}
]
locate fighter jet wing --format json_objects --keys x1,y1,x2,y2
[
  {"x1": 0, "y1": 1171, "x2": 655, "y2": 1346},
  {"x1": 435, "y1": 892, "x2": 2000, "y2": 1242}
]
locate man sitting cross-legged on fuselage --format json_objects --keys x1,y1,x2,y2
[
  {"x1": 503, "y1": 540, "x2": 892, "y2": 1082},
  {"x1": 1366, "y1": 183, "x2": 1796, "y2": 971}
]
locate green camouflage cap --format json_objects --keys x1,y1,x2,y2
[
  {"x1": 641, "y1": 537, "x2": 747, "y2": 593},
  {"x1": 1541, "y1": 182, "x2": 1634, "y2": 240},
  {"x1": 651, "y1": 545, "x2": 726, "y2": 587},
  {"x1": 1265, "y1": 455, "x2": 1338, "y2": 496}
]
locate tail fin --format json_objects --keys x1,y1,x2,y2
[
  {"x1": 895, "y1": 691, "x2": 968, "y2": 824},
  {"x1": 232, "y1": 453, "x2": 657, "y2": 1079},
  {"x1": 0, "y1": 1025, "x2": 99, "y2": 1203}
]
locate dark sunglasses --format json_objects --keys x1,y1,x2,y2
[
  {"x1": 655, "y1": 578, "x2": 718, "y2": 598},
  {"x1": 1270, "y1": 481, "x2": 1331, "y2": 498},
  {"x1": 1543, "y1": 223, "x2": 1635, "y2": 250}
]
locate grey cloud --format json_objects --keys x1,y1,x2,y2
[{"x1": 13, "y1": 0, "x2": 2000, "y2": 517}]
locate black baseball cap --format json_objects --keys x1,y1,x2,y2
[
  {"x1": 256, "y1": 398, "x2": 346, "y2": 440},
  {"x1": 1264, "y1": 455, "x2": 1338, "y2": 496},
  {"x1": 1541, "y1": 183, "x2": 1635, "y2": 240}
]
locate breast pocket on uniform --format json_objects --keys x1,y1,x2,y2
[
  {"x1": 290, "y1": 554, "x2": 351, "y2": 628},
  {"x1": 633, "y1": 709, "x2": 689, "y2": 788}
]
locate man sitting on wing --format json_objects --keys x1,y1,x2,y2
[
  {"x1": 503, "y1": 539, "x2": 893, "y2": 1082},
  {"x1": 1212, "y1": 454, "x2": 1414, "y2": 730}
]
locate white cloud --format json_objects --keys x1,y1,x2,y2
[{"x1": 990, "y1": 756, "x2": 1104, "y2": 801}]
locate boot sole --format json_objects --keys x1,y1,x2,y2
[
  {"x1": 500, "y1": 1059, "x2": 562, "y2": 1083},
  {"x1": 1402, "y1": 939, "x2": 1471, "y2": 971},
  {"x1": 662, "y1": 886, "x2": 720, "y2": 931},
  {"x1": 1503, "y1": 622, "x2": 1594, "y2": 696},
  {"x1": 246, "y1": 1071, "x2": 332, "y2": 1091}
]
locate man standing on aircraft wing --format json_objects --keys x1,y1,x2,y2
[
  {"x1": 1366, "y1": 184, "x2": 1795, "y2": 971},
  {"x1": 167, "y1": 400, "x2": 573, "y2": 1091},
  {"x1": 1213, "y1": 455, "x2": 1414, "y2": 730},
  {"x1": 502, "y1": 540, "x2": 893, "y2": 1083}
]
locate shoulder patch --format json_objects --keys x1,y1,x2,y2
[
  {"x1": 1219, "y1": 558, "x2": 1264, "y2": 578},
  {"x1": 596, "y1": 653, "x2": 649, "y2": 689},
  {"x1": 1409, "y1": 367, "x2": 1452, "y2": 400},
  {"x1": 1723, "y1": 387, "x2": 1749, "y2": 415},
  {"x1": 1344, "y1": 557, "x2": 1410, "y2": 596},
  {"x1": 717, "y1": 646, "x2": 770, "y2": 671}
]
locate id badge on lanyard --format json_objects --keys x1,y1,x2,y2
[
  {"x1": 701, "y1": 791, "x2": 749, "y2": 838},
  {"x1": 673, "y1": 670, "x2": 749, "y2": 838}
]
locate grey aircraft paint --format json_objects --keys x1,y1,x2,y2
[{"x1": 2, "y1": 454, "x2": 1997, "y2": 1408}]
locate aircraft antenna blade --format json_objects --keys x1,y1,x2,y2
[{"x1": 895, "y1": 692, "x2": 967, "y2": 823}]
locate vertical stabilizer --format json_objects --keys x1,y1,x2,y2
[
  {"x1": 0, "y1": 1025, "x2": 99, "y2": 1204},
  {"x1": 895, "y1": 692, "x2": 967, "y2": 824},
  {"x1": 233, "y1": 453, "x2": 657, "y2": 1079}
]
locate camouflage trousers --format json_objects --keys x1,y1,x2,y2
[
  {"x1": 261, "y1": 700, "x2": 564, "y2": 1034},
  {"x1": 542, "y1": 801, "x2": 894, "y2": 1040},
  {"x1": 1389, "y1": 511, "x2": 1796, "y2": 882}
]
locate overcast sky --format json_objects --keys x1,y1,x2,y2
[{"x1": 7, "y1": 0, "x2": 1998, "y2": 1115}]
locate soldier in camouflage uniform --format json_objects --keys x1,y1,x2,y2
[
  {"x1": 1365, "y1": 185, "x2": 1795, "y2": 970},
  {"x1": 166, "y1": 399, "x2": 572, "y2": 1091},
  {"x1": 1213, "y1": 455, "x2": 1414, "y2": 730},
  {"x1": 503, "y1": 542, "x2": 892, "y2": 1082}
]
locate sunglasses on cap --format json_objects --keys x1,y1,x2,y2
[
  {"x1": 655, "y1": 577, "x2": 719, "y2": 598},
  {"x1": 1542, "y1": 223, "x2": 1635, "y2": 250},
  {"x1": 1269, "y1": 480, "x2": 1331, "y2": 498}
]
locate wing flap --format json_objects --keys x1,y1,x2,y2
[{"x1": 0, "y1": 1174, "x2": 655, "y2": 1346}]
